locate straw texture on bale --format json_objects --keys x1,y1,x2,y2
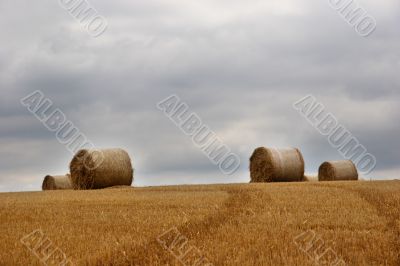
[
  {"x1": 318, "y1": 160, "x2": 358, "y2": 181},
  {"x1": 249, "y1": 147, "x2": 305, "y2": 182},
  {"x1": 42, "y1": 174, "x2": 73, "y2": 190},
  {"x1": 70, "y1": 148, "x2": 133, "y2": 189}
]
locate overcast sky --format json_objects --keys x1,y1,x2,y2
[{"x1": 0, "y1": 0, "x2": 399, "y2": 192}]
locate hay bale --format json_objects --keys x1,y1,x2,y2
[
  {"x1": 70, "y1": 148, "x2": 133, "y2": 189},
  {"x1": 42, "y1": 174, "x2": 73, "y2": 190},
  {"x1": 318, "y1": 160, "x2": 358, "y2": 181},
  {"x1": 104, "y1": 185, "x2": 134, "y2": 190},
  {"x1": 302, "y1": 174, "x2": 318, "y2": 182},
  {"x1": 249, "y1": 147, "x2": 305, "y2": 182}
]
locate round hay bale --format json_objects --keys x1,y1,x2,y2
[
  {"x1": 70, "y1": 148, "x2": 133, "y2": 189},
  {"x1": 302, "y1": 174, "x2": 318, "y2": 182},
  {"x1": 104, "y1": 185, "x2": 134, "y2": 190},
  {"x1": 42, "y1": 174, "x2": 73, "y2": 190},
  {"x1": 318, "y1": 160, "x2": 358, "y2": 181},
  {"x1": 249, "y1": 147, "x2": 305, "y2": 182}
]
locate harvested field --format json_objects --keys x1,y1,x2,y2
[{"x1": 0, "y1": 181, "x2": 399, "y2": 265}]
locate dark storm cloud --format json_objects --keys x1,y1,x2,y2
[{"x1": 0, "y1": 0, "x2": 399, "y2": 191}]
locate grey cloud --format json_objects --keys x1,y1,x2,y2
[{"x1": 0, "y1": 0, "x2": 399, "y2": 191}]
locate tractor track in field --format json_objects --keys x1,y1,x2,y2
[
  {"x1": 78, "y1": 182, "x2": 400, "y2": 265},
  {"x1": 102, "y1": 186, "x2": 269, "y2": 265},
  {"x1": 313, "y1": 182, "x2": 400, "y2": 265}
]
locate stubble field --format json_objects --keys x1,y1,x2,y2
[{"x1": 0, "y1": 180, "x2": 399, "y2": 265}]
